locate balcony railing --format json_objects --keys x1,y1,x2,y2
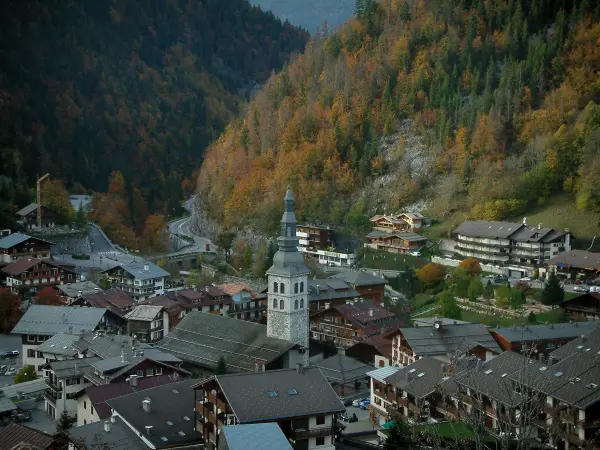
[
  {"x1": 206, "y1": 391, "x2": 228, "y2": 413},
  {"x1": 44, "y1": 389, "x2": 60, "y2": 403},
  {"x1": 293, "y1": 427, "x2": 334, "y2": 440}
]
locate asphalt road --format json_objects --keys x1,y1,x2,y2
[{"x1": 168, "y1": 196, "x2": 216, "y2": 253}]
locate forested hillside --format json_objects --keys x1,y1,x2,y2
[
  {"x1": 198, "y1": 0, "x2": 600, "y2": 241},
  {"x1": 252, "y1": 0, "x2": 354, "y2": 32},
  {"x1": 0, "y1": 0, "x2": 307, "y2": 224}
]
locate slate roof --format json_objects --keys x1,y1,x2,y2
[
  {"x1": 399, "y1": 322, "x2": 500, "y2": 357},
  {"x1": 0, "y1": 232, "x2": 36, "y2": 249},
  {"x1": 1, "y1": 379, "x2": 48, "y2": 399},
  {"x1": 221, "y1": 423, "x2": 293, "y2": 450},
  {"x1": 15, "y1": 203, "x2": 39, "y2": 216},
  {"x1": 367, "y1": 366, "x2": 400, "y2": 383},
  {"x1": 85, "y1": 374, "x2": 184, "y2": 420},
  {"x1": 36, "y1": 332, "x2": 80, "y2": 357},
  {"x1": 2, "y1": 423, "x2": 54, "y2": 450},
  {"x1": 125, "y1": 305, "x2": 163, "y2": 321},
  {"x1": 547, "y1": 250, "x2": 600, "y2": 269},
  {"x1": 308, "y1": 279, "x2": 359, "y2": 303},
  {"x1": 55, "y1": 281, "x2": 101, "y2": 298},
  {"x1": 453, "y1": 220, "x2": 567, "y2": 243},
  {"x1": 11, "y1": 305, "x2": 107, "y2": 336},
  {"x1": 48, "y1": 357, "x2": 101, "y2": 379},
  {"x1": 385, "y1": 356, "x2": 448, "y2": 399},
  {"x1": 73, "y1": 332, "x2": 153, "y2": 359},
  {"x1": 491, "y1": 321, "x2": 599, "y2": 343},
  {"x1": 112, "y1": 260, "x2": 170, "y2": 281},
  {"x1": 107, "y1": 378, "x2": 202, "y2": 449},
  {"x1": 0, "y1": 392, "x2": 17, "y2": 413},
  {"x1": 156, "y1": 311, "x2": 295, "y2": 372},
  {"x1": 202, "y1": 367, "x2": 345, "y2": 423},
  {"x1": 314, "y1": 354, "x2": 373, "y2": 383},
  {"x1": 333, "y1": 271, "x2": 387, "y2": 287},
  {"x1": 69, "y1": 416, "x2": 147, "y2": 450}
]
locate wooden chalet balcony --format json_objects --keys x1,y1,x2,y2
[
  {"x1": 384, "y1": 390, "x2": 397, "y2": 403},
  {"x1": 439, "y1": 404, "x2": 459, "y2": 418},
  {"x1": 293, "y1": 427, "x2": 334, "y2": 440},
  {"x1": 460, "y1": 393, "x2": 482, "y2": 410},
  {"x1": 385, "y1": 404, "x2": 405, "y2": 419},
  {"x1": 566, "y1": 433, "x2": 584, "y2": 447},
  {"x1": 207, "y1": 391, "x2": 228, "y2": 413}
]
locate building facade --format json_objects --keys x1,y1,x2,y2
[
  {"x1": 2, "y1": 257, "x2": 76, "y2": 294},
  {"x1": 0, "y1": 233, "x2": 53, "y2": 265},
  {"x1": 102, "y1": 260, "x2": 169, "y2": 301},
  {"x1": 16, "y1": 203, "x2": 57, "y2": 229},
  {"x1": 364, "y1": 230, "x2": 428, "y2": 255},
  {"x1": 125, "y1": 305, "x2": 170, "y2": 343}
]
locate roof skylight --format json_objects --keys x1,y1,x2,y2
[
  {"x1": 417, "y1": 373, "x2": 425, "y2": 378},
  {"x1": 408, "y1": 368, "x2": 416, "y2": 373},
  {"x1": 287, "y1": 389, "x2": 298, "y2": 395},
  {"x1": 267, "y1": 391, "x2": 278, "y2": 398},
  {"x1": 554, "y1": 372, "x2": 563, "y2": 377},
  {"x1": 484, "y1": 370, "x2": 493, "y2": 375}
]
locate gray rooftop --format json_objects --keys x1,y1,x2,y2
[
  {"x1": 492, "y1": 322, "x2": 599, "y2": 343},
  {"x1": 125, "y1": 305, "x2": 163, "y2": 322},
  {"x1": 107, "y1": 378, "x2": 202, "y2": 449},
  {"x1": 0, "y1": 379, "x2": 48, "y2": 399},
  {"x1": 112, "y1": 260, "x2": 170, "y2": 281},
  {"x1": 332, "y1": 271, "x2": 387, "y2": 287},
  {"x1": 11, "y1": 305, "x2": 107, "y2": 336},
  {"x1": 221, "y1": 423, "x2": 293, "y2": 450},
  {"x1": 36, "y1": 332, "x2": 80, "y2": 357},
  {"x1": 55, "y1": 281, "x2": 101, "y2": 298},
  {"x1": 453, "y1": 220, "x2": 566, "y2": 243},
  {"x1": 547, "y1": 250, "x2": 600, "y2": 270},
  {"x1": 15, "y1": 203, "x2": 38, "y2": 216},
  {"x1": 0, "y1": 232, "x2": 53, "y2": 249},
  {"x1": 48, "y1": 357, "x2": 102, "y2": 379},
  {"x1": 207, "y1": 367, "x2": 345, "y2": 423},
  {"x1": 308, "y1": 279, "x2": 360, "y2": 303},
  {"x1": 385, "y1": 356, "x2": 448, "y2": 399},
  {"x1": 69, "y1": 415, "x2": 147, "y2": 450},
  {"x1": 0, "y1": 394, "x2": 17, "y2": 413},
  {"x1": 400, "y1": 322, "x2": 501, "y2": 357},
  {"x1": 314, "y1": 354, "x2": 372, "y2": 383},
  {"x1": 157, "y1": 311, "x2": 295, "y2": 372},
  {"x1": 74, "y1": 332, "x2": 153, "y2": 359}
]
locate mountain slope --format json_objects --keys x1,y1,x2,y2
[
  {"x1": 0, "y1": 0, "x2": 307, "y2": 215},
  {"x1": 198, "y1": 0, "x2": 600, "y2": 238}
]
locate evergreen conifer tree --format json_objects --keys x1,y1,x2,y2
[
  {"x1": 216, "y1": 356, "x2": 227, "y2": 375},
  {"x1": 541, "y1": 271, "x2": 565, "y2": 308}
]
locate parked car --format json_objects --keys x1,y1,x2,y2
[
  {"x1": 519, "y1": 277, "x2": 533, "y2": 282},
  {"x1": 0, "y1": 365, "x2": 7, "y2": 375},
  {"x1": 2, "y1": 350, "x2": 19, "y2": 358},
  {"x1": 493, "y1": 276, "x2": 508, "y2": 284},
  {"x1": 352, "y1": 398, "x2": 369, "y2": 407},
  {"x1": 409, "y1": 251, "x2": 421, "y2": 257},
  {"x1": 574, "y1": 285, "x2": 590, "y2": 293},
  {"x1": 359, "y1": 399, "x2": 371, "y2": 409},
  {"x1": 5, "y1": 368, "x2": 17, "y2": 376}
]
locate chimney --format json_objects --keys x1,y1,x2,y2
[
  {"x1": 104, "y1": 420, "x2": 111, "y2": 433},
  {"x1": 77, "y1": 290, "x2": 82, "y2": 297},
  {"x1": 369, "y1": 308, "x2": 373, "y2": 317},
  {"x1": 144, "y1": 263, "x2": 149, "y2": 272},
  {"x1": 325, "y1": 302, "x2": 331, "y2": 310},
  {"x1": 145, "y1": 425, "x2": 153, "y2": 436},
  {"x1": 254, "y1": 363, "x2": 260, "y2": 372},
  {"x1": 538, "y1": 223, "x2": 541, "y2": 230},
  {"x1": 110, "y1": 414, "x2": 116, "y2": 423},
  {"x1": 142, "y1": 398, "x2": 152, "y2": 413},
  {"x1": 121, "y1": 347, "x2": 126, "y2": 363},
  {"x1": 296, "y1": 363, "x2": 303, "y2": 373},
  {"x1": 94, "y1": 287, "x2": 100, "y2": 291},
  {"x1": 129, "y1": 375, "x2": 138, "y2": 387},
  {"x1": 523, "y1": 217, "x2": 527, "y2": 226}
]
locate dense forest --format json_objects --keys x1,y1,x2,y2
[
  {"x1": 251, "y1": 0, "x2": 355, "y2": 32},
  {"x1": 198, "y1": 0, "x2": 600, "y2": 242},
  {"x1": 0, "y1": 0, "x2": 307, "y2": 237}
]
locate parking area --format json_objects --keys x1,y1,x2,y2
[
  {"x1": 0, "y1": 335, "x2": 22, "y2": 386},
  {"x1": 341, "y1": 405, "x2": 379, "y2": 434}
]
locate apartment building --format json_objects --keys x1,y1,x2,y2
[
  {"x1": 364, "y1": 230, "x2": 428, "y2": 255},
  {"x1": 296, "y1": 224, "x2": 356, "y2": 267},
  {"x1": 193, "y1": 366, "x2": 345, "y2": 449},
  {"x1": 452, "y1": 220, "x2": 572, "y2": 277},
  {"x1": 102, "y1": 260, "x2": 169, "y2": 301},
  {"x1": 125, "y1": 305, "x2": 170, "y2": 343},
  {"x1": 310, "y1": 300, "x2": 401, "y2": 349}
]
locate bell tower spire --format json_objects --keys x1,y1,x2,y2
[{"x1": 266, "y1": 186, "x2": 310, "y2": 356}]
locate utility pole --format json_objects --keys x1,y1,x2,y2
[{"x1": 36, "y1": 173, "x2": 50, "y2": 229}]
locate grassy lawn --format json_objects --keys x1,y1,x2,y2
[
  {"x1": 359, "y1": 248, "x2": 425, "y2": 271},
  {"x1": 414, "y1": 421, "x2": 476, "y2": 438}
]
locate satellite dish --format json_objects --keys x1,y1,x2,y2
[{"x1": 434, "y1": 322, "x2": 441, "y2": 329}]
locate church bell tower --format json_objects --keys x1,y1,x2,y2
[{"x1": 266, "y1": 186, "x2": 310, "y2": 352}]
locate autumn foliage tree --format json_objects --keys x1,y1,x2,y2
[
  {"x1": 416, "y1": 263, "x2": 446, "y2": 288},
  {"x1": 34, "y1": 287, "x2": 63, "y2": 306},
  {"x1": 0, "y1": 288, "x2": 21, "y2": 333},
  {"x1": 459, "y1": 258, "x2": 482, "y2": 278}
]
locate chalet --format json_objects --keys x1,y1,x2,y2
[
  {"x1": 390, "y1": 320, "x2": 501, "y2": 366},
  {"x1": 547, "y1": 250, "x2": 600, "y2": 280},
  {"x1": 138, "y1": 294, "x2": 185, "y2": 329},
  {"x1": 2, "y1": 257, "x2": 76, "y2": 294},
  {"x1": 310, "y1": 300, "x2": 401, "y2": 349},
  {"x1": 346, "y1": 333, "x2": 394, "y2": 367},
  {"x1": 331, "y1": 271, "x2": 387, "y2": 303},
  {"x1": 0, "y1": 232, "x2": 54, "y2": 264},
  {"x1": 102, "y1": 260, "x2": 169, "y2": 301},
  {"x1": 489, "y1": 322, "x2": 599, "y2": 355},
  {"x1": 307, "y1": 278, "x2": 360, "y2": 312},
  {"x1": 16, "y1": 203, "x2": 58, "y2": 229},
  {"x1": 217, "y1": 282, "x2": 265, "y2": 321},
  {"x1": 125, "y1": 304, "x2": 170, "y2": 343},
  {"x1": 172, "y1": 285, "x2": 233, "y2": 316},
  {"x1": 193, "y1": 366, "x2": 345, "y2": 449},
  {"x1": 369, "y1": 213, "x2": 425, "y2": 233},
  {"x1": 313, "y1": 353, "x2": 372, "y2": 398},
  {"x1": 55, "y1": 280, "x2": 101, "y2": 303},
  {"x1": 560, "y1": 292, "x2": 600, "y2": 321},
  {"x1": 364, "y1": 230, "x2": 428, "y2": 255}
]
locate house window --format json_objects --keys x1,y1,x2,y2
[
  {"x1": 91, "y1": 405, "x2": 94, "y2": 415},
  {"x1": 300, "y1": 298, "x2": 304, "y2": 309},
  {"x1": 156, "y1": 367, "x2": 163, "y2": 375},
  {"x1": 300, "y1": 282, "x2": 304, "y2": 293},
  {"x1": 84, "y1": 401, "x2": 87, "y2": 410},
  {"x1": 147, "y1": 368, "x2": 154, "y2": 377},
  {"x1": 280, "y1": 283, "x2": 285, "y2": 294},
  {"x1": 27, "y1": 349, "x2": 35, "y2": 358},
  {"x1": 294, "y1": 299, "x2": 298, "y2": 310},
  {"x1": 27, "y1": 335, "x2": 36, "y2": 342},
  {"x1": 137, "y1": 370, "x2": 144, "y2": 378},
  {"x1": 273, "y1": 298, "x2": 277, "y2": 309},
  {"x1": 280, "y1": 300, "x2": 284, "y2": 310},
  {"x1": 273, "y1": 282, "x2": 278, "y2": 293},
  {"x1": 294, "y1": 283, "x2": 298, "y2": 294},
  {"x1": 316, "y1": 415, "x2": 326, "y2": 425},
  {"x1": 316, "y1": 437, "x2": 325, "y2": 446}
]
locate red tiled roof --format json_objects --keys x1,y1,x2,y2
[
  {"x1": 2, "y1": 422, "x2": 54, "y2": 449},
  {"x1": 85, "y1": 374, "x2": 183, "y2": 419},
  {"x1": 76, "y1": 289, "x2": 133, "y2": 317},
  {"x1": 1, "y1": 257, "x2": 75, "y2": 276}
]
